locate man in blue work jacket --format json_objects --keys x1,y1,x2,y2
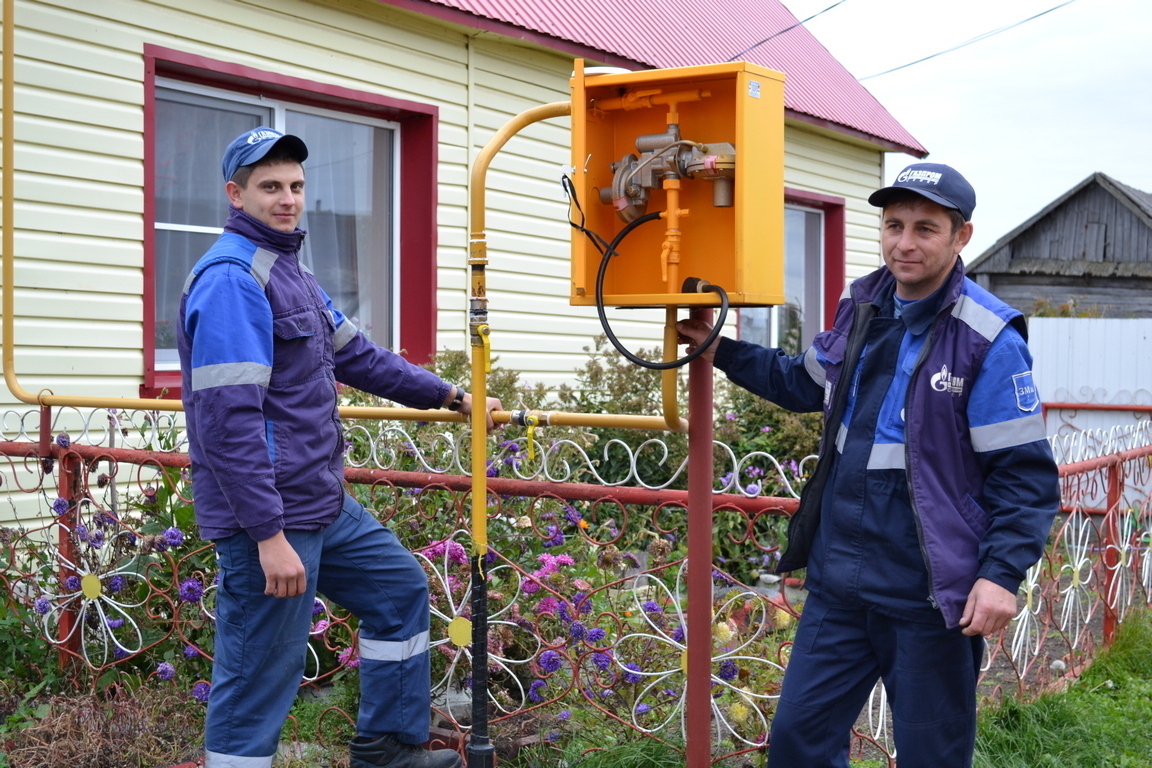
[
  {"x1": 180, "y1": 127, "x2": 501, "y2": 768},
  {"x1": 678, "y1": 163, "x2": 1060, "y2": 768}
]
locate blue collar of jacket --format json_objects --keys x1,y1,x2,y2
[
  {"x1": 223, "y1": 206, "x2": 306, "y2": 256},
  {"x1": 879, "y1": 278, "x2": 953, "y2": 336}
]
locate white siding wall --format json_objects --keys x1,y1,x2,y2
[
  {"x1": 0, "y1": 0, "x2": 887, "y2": 402},
  {"x1": 783, "y1": 125, "x2": 883, "y2": 281}
]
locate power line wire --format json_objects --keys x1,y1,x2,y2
[
  {"x1": 727, "y1": 0, "x2": 851, "y2": 62},
  {"x1": 858, "y1": 0, "x2": 1078, "y2": 81}
]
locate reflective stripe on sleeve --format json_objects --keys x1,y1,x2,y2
[
  {"x1": 191, "y1": 362, "x2": 272, "y2": 391},
  {"x1": 359, "y1": 629, "x2": 430, "y2": 663},
  {"x1": 952, "y1": 294, "x2": 1006, "y2": 343},
  {"x1": 333, "y1": 318, "x2": 359, "y2": 353},
  {"x1": 866, "y1": 442, "x2": 906, "y2": 470},
  {"x1": 969, "y1": 413, "x2": 1047, "y2": 452},
  {"x1": 204, "y1": 752, "x2": 274, "y2": 768},
  {"x1": 835, "y1": 422, "x2": 847, "y2": 453},
  {"x1": 803, "y1": 346, "x2": 827, "y2": 388}
]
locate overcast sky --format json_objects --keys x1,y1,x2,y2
[{"x1": 778, "y1": 0, "x2": 1152, "y2": 260}]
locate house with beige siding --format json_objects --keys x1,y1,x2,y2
[{"x1": 0, "y1": 0, "x2": 925, "y2": 406}]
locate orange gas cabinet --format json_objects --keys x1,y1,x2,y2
[{"x1": 569, "y1": 59, "x2": 786, "y2": 308}]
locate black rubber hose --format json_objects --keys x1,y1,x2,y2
[{"x1": 594, "y1": 212, "x2": 729, "y2": 370}]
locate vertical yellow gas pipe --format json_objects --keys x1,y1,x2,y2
[{"x1": 466, "y1": 100, "x2": 571, "y2": 768}]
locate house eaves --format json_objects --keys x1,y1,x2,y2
[{"x1": 372, "y1": 0, "x2": 928, "y2": 158}]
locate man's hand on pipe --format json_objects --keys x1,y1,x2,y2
[
  {"x1": 676, "y1": 319, "x2": 719, "y2": 365},
  {"x1": 460, "y1": 394, "x2": 503, "y2": 433}
]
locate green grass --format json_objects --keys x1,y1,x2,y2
[{"x1": 974, "y1": 608, "x2": 1152, "y2": 768}]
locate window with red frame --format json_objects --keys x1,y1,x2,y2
[{"x1": 152, "y1": 81, "x2": 399, "y2": 375}]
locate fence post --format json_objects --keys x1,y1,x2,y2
[
  {"x1": 54, "y1": 444, "x2": 84, "y2": 671},
  {"x1": 686, "y1": 306, "x2": 714, "y2": 768},
  {"x1": 1101, "y1": 457, "x2": 1122, "y2": 644}
]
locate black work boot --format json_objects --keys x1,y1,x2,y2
[{"x1": 350, "y1": 735, "x2": 463, "y2": 768}]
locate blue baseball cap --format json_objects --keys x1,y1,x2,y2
[
  {"x1": 869, "y1": 163, "x2": 976, "y2": 221},
  {"x1": 221, "y1": 127, "x2": 308, "y2": 182}
]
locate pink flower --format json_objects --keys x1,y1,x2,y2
[{"x1": 338, "y1": 646, "x2": 361, "y2": 669}]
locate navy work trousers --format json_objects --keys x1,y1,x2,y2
[
  {"x1": 767, "y1": 594, "x2": 984, "y2": 768},
  {"x1": 205, "y1": 494, "x2": 431, "y2": 768}
]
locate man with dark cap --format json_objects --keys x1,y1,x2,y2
[
  {"x1": 677, "y1": 163, "x2": 1059, "y2": 767},
  {"x1": 180, "y1": 126, "x2": 499, "y2": 768}
]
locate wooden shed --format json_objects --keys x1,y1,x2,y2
[{"x1": 967, "y1": 173, "x2": 1152, "y2": 317}]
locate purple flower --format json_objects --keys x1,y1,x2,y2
[
  {"x1": 558, "y1": 601, "x2": 573, "y2": 623},
  {"x1": 569, "y1": 621, "x2": 587, "y2": 642},
  {"x1": 622, "y1": 662, "x2": 643, "y2": 685},
  {"x1": 64, "y1": 575, "x2": 81, "y2": 592},
  {"x1": 53, "y1": 498, "x2": 70, "y2": 515},
  {"x1": 528, "y1": 679, "x2": 547, "y2": 703},
  {"x1": 636, "y1": 703, "x2": 651, "y2": 714},
  {"x1": 34, "y1": 596, "x2": 51, "y2": 615},
  {"x1": 600, "y1": 688, "x2": 614, "y2": 698},
  {"x1": 157, "y1": 662, "x2": 176, "y2": 681},
  {"x1": 672, "y1": 625, "x2": 685, "y2": 643},
  {"x1": 541, "y1": 525, "x2": 565, "y2": 548},
  {"x1": 163, "y1": 527, "x2": 185, "y2": 547},
  {"x1": 184, "y1": 645, "x2": 200, "y2": 659},
  {"x1": 143, "y1": 486, "x2": 158, "y2": 504},
  {"x1": 179, "y1": 578, "x2": 204, "y2": 603},
  {"x1": 106, "y1": 617, "x2": 125, "y2": 629},
  {"x1": 55, "y1": 432, "x2": 71, "y2": 448},
  {"x1": 642, "y1": 600, "x2": 662, "y2": 614},
  {"x1": 113, "y1": 646, "x2": 129, "y2": 660},
  {"x1": 75, "y1": 524, "x2": 88, "y2": 541},
  {"x1": 591, "y1": 652, "x2": 612, "y2": 671},
  {"x1": 108, "y1": 575, "x2": 126, "y2": 594},
  {"x1": 545, "y1": 732, "x2": 561, "y2": 742},
  {"x1": 761, "y1": 425, "x2": 773, "y2": 433},
  {"x1": 557, "y1": 710, "x2": 571, "y2": 721},
  {"x1": 312, "y1": 598, "x2": 326, "y2": 616},
  {"x1": 745, "y1": 483, "x2": 761, "y2": 496},
  {"x1": 724, "y1": 412, "x2": 736, "y2": 421},
  {"x1": 574, "y1": 592, "x2": 592, "y2": 615},
  {"x1": 89, "y1": 530, "x2": 105, "y2": 548},
  {"x1": 538, "y1": 650, "x2": 563, "y2": 674},
  {"x1": 718, "y1": 659, "x2": 738, "y2": 681},
  {"x1": 586, "y1": 627, "x2": 606, "y2": 644},
  {"x1": 191, "y1": 681, "x2": 211, "y2": 702},
  {"x1": 486, "y1": 461, "x2": 499, "y2": 478},
  {"x1": 564, "y1": 507, "x2": 582, "y2": 527}
]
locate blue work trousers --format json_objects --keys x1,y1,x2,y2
[
  {"x1": 767, "y1": 594, "x2": 983, "y2": 768},
  {"x1": 205, "y1": 494, "x2": 431, "y2": 768}
]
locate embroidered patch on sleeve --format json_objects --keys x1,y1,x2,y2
[{"x1": 1012, "y1": 371, "x2": 1039, "y2": 412}]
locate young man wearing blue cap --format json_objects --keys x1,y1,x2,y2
[
  {"x1": 180, "y1": 127, "x2": 499, "y2": 768},
  {"x1": 678, "y1": 164, "x2": 1059, "y2": 767}
]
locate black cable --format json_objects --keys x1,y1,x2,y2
[
  {"x1": 593, "y1": 212, "x2": 729, "y2": 370},
  {"x1": 726, "y1": 0, "x2": 850, "y2": 62},
  {"x1": 858, "y1": 0, "x2": 1077, "y2": 81}
]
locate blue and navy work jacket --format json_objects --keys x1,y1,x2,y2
[
  {"x1": 714, "y1": 260, "x2": 1060, "y2": 628},
  {"x1": 177, "y1": 207, "x2": 450, "y2": 542}
]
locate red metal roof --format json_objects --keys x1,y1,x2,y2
[{"x1": 406, "y1": 0, "x2": 926, "y2": 156}]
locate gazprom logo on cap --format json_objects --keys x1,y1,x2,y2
[
  {"x1": 897, "y1": 168, "x2": 943, "y2": 185},
  {"x1": 247, "y1": 129, "x2": 282, "y2": 145}
]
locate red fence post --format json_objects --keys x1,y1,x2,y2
[
  {"x1": 686, "y1": 306, "x2": 714, "y2": 768},
  {"x1": 1101, "y1": 457, "x2": 1122, "y2": 644},
  {"x1": 54, "y1": 445, "x2": 84, "y2": 671}
]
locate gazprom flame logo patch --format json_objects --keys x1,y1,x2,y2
[
  {"x1": 1013, "y1": 371, "x2": 1039, "y2": 412},
  {"x1": 247, "y1": 130, "x2": 282, "y2": 144},
  {"x1": 930, "y1": 365, "x2": 964, "y2": 396},
  {"x1": 896, "y1": 168, "x2": 943, "y2": 185}
]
